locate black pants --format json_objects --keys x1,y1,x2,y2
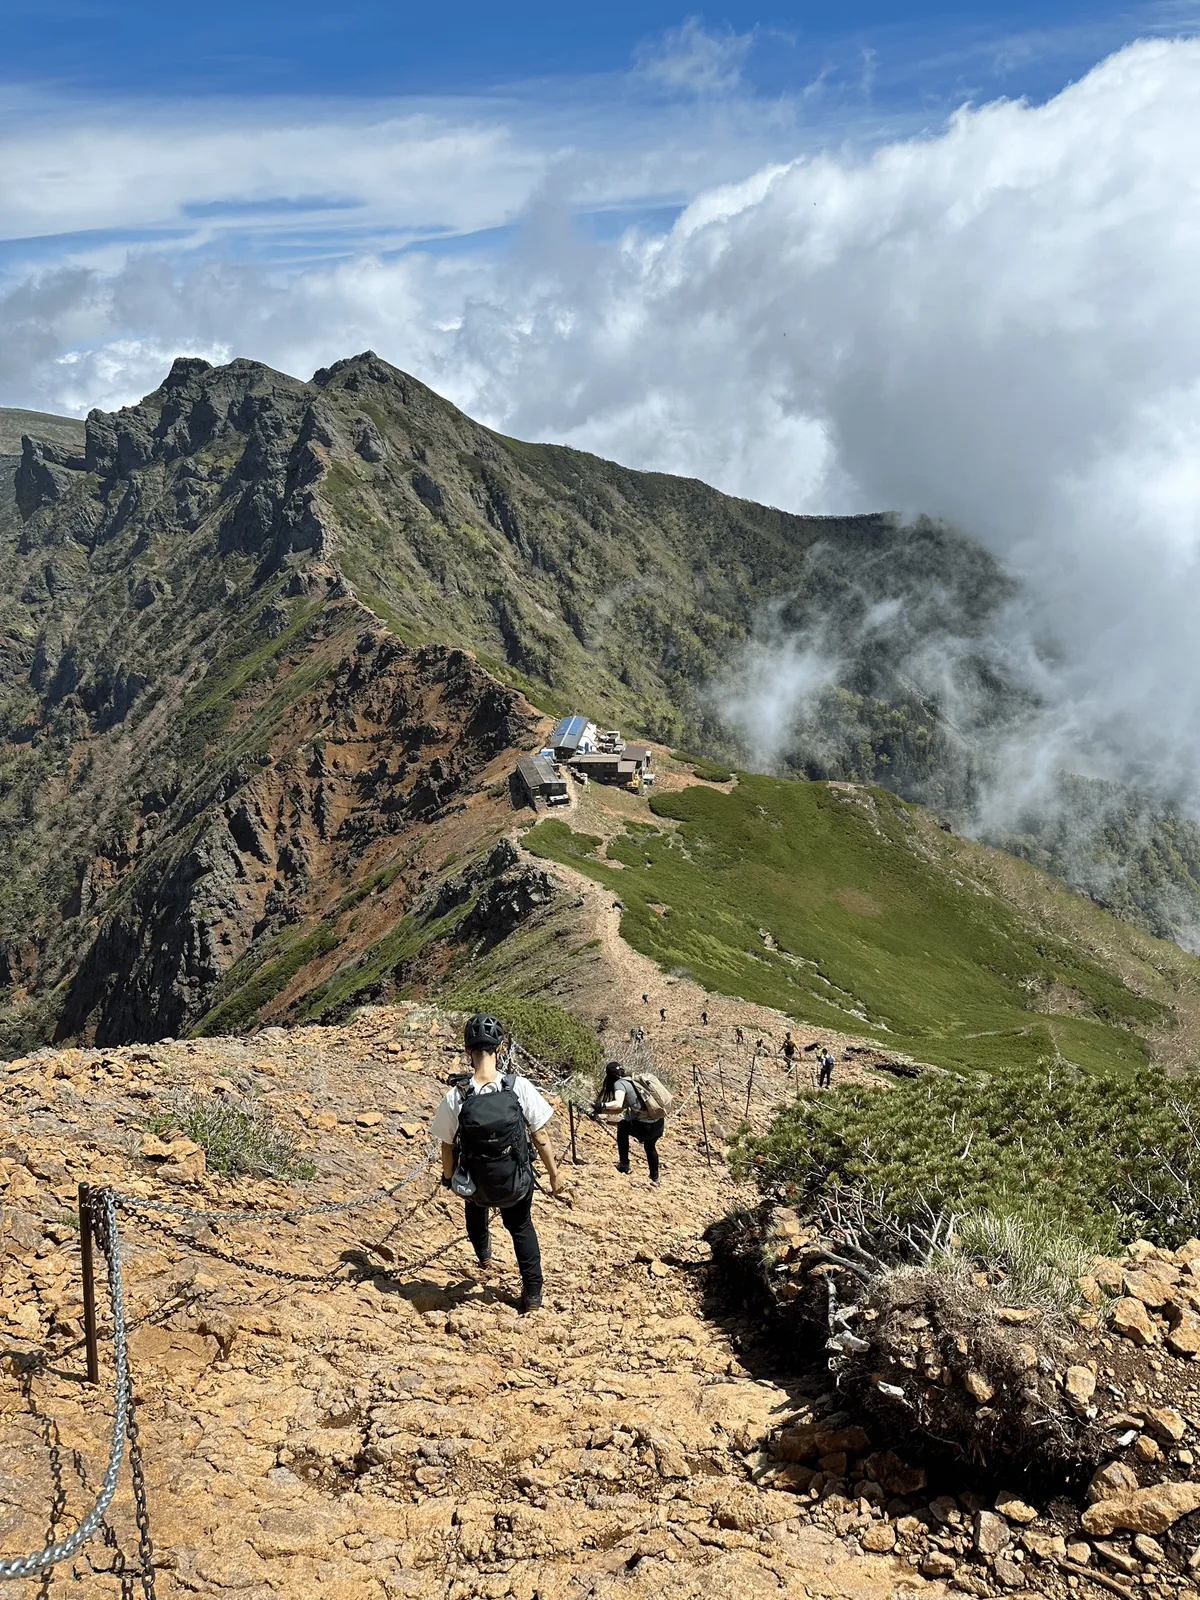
[
  {"x1": 819, "y1": 1061, "x2": 833, "y2": 1088},
  {"x1": 617, "y1": 1118, "x2": 664, "y2": 1181},
  {"x1": 464, "y1": 1186, "x2": 542, "y2": 1295}
]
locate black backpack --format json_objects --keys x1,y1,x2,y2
[{"x1": 454, "y1": 1075, "x2": 533, "y2": 1206}]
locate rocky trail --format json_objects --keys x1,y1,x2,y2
[{"x1": 0, "y1": 1004, "x2": 936, "y2": 1600}]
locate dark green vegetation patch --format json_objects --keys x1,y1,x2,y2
[
  {"x1": 739, "y1": 1064, "x2": 1200, "y2": 1249},
  {"x1": 441, "y1": 988, "x2": 602, "y2": 1078},
  {"x1": 525, "y1": 776, "x2": 1168, "y2": 1076}
]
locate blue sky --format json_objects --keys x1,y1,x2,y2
[{"x1": 4, "y1": 1, "x2": 1195, "y2": 104}]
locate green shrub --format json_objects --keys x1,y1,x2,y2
[
  {"x1": 148, "y1": 1096, "x2": 315, "y2": 1180},
  {"x1": 440, "y1": 988, "x2": 602, "y2": 1078},
  {"x1": 739, "y1": 1063, "x2": 1200, "y2": 1249},
  {"x1": 691, "y1": 758, "x2": 734, "y2": 782}
]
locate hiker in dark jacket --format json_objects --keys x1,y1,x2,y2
[
  {"x1": 429, "y1": 1013, "x2": 561, "y2": 1313},
  {"x1": 818, "y1": 1047, "x2": 836, "y2": 1089},
  {"x1": 596, "y1": 1060, "x2": 664, "y2": 1186}
]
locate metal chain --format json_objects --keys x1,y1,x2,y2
[
  {"x1": 111, "y1": 1145, "x2": 436, "y2": 1223},
  {"x1": 386, "y1": 1232, "x2": 468, "y2": 1275},
  {"x1": 124, "y1": 1209, "x2": 349, "y2": 1285},
  {"x1": 123, "y1": 1386, "x2": 155, "y2": 1598},
  {"x1": 0, "y1": 1191, "x2": 129, "y2": 1580}
]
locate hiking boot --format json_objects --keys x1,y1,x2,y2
[
  {"x1": 649, "y1": 1178, "x2": 661, "y2": 1187},
  {"x1": 518, "y1": 1289, "x2": 543, "y2": 1314},
  {"x1": 474, "y1": 1255, "x2": 498, "y2": 1279},
  {"x1": 616, "y1": 1162, "x2": 631, "y2": 1174}
]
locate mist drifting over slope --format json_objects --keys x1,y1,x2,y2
[{"x1": 444, "y1": 38, "x2": 1200, "y2": 814}]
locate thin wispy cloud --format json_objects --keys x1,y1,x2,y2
[{"x1": 634, "y1": 16, "x2": 754, "y2": 97}]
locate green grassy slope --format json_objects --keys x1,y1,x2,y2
[
  {"x1": 0, "y1": 408, "x2": 86, "y2": 454},
  {"x1": 525, "y1": 775, "x2": 1200, "y2": 1076}
]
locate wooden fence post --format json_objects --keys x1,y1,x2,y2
[
  {"x1": 78, "y1": 1183, "x2": 100, "y2": 1387},
  {"x1": 568, "y1": 1102, "x2": 579, "y2": 1164}
]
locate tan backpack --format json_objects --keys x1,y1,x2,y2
[{"x1": 631, "y1": 1072, "x2": 674, "y2": 1119}]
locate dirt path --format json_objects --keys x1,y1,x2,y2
[
  {"x1": 521, "y1": 847, "x2": 899, "y2": 1109},
  {"x1": 0, "y1": 1007, "x2": 940, "y2": 1600}
]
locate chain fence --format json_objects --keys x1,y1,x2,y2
[
  {"x1": 0, "y1": 1192, "x2": 132, "y2": 1583},
  {"x1": 0, "y1": 1144, "x2": 444, "y2": 1582},
  {"x1": 109, "y1": 1145, "x2": 437, "y2": 1224}
]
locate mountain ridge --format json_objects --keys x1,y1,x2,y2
[{"x1": 1, "y1": 352, "x2": 1199, "y2": 1055}]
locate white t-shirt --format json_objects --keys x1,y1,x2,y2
[{"x1": 428, "y1": 1073, "x2": 554, "y2": 1145}]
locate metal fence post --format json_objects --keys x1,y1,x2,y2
[
  {"x1": 78, "y1": 1183, "x2": 100, "y2": 1387},
  {"x1": 694, "y1": 1066, "x2": 713, "y2": 1168},
  {"x1": 744, "y1": 1047, "x2": 758, "y2": 1123},
  {"x1": 568, "y1": 1102, "x2": 579, "y2": 1165}
]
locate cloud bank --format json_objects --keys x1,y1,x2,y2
[{"x1": 3, "y1": 36, "x2": 1200, "y2": 805}]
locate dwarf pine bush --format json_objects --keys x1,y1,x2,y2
[{"x1": 740, "y1": 1063, "x2": 1200, "y2": 1249}]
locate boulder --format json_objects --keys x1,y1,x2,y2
[
  {"x1": 992, "y1": 1554, "x2": 1025, "y2": 1589},
  {"x1": 1142, "y1": 1406, "x2": 1186, "y2": 1444},
  {"x1": 861, "y1": 1522, "x2": 896, "y2": 1553},
  {"x1": 863, "y1": 1449, "x2": 926, "y2": 1496},
  {"x1": 1063, "y1": 1365, "x2": 1096, "y2": 1404},
  {"x1": 964, "y1": 1370, "x2": 995, "y2": 1402},
  {"x1": 1094, "y1": 1541, "x2": 1139, "y2": 1575},
  {"x1": 1165, "y1": 1317, "x2": 1200, "y2": 1357},
  {"x1": 921, "y1": 1552, "x2": 957, "y2": 1578},
  {"x1": 1088, "y1": 1461, "x2": 1139, "y2": 1503},
  {"x1": 815, "y1": 1424, "x2": 871, "y2": 1456},
  {"x1": 1021, "y1": 1530, "x2": 1066, "y2": 1561},
  {"x1": 994, "y1": 1491, "x2": 1037, "y2": 1525},
  {"x1": 1112, "y1": 1297, "x2": 1157, "y2": 1346},
  {"x1": 1081, "y1": 1481, "x2": 1200, "y2": 1536},
  {"x1": 1123, "y1": 1270, "x2": 1174, "y2": 1306},
  {"x1": 974, "y1": 1510, "x2": 1011, "y2": 1556}
]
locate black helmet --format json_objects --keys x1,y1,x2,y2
[{"x1": 464, "y1": 1012, "x2": 504, "y2": 1052}]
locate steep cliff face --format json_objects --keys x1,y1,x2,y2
[
  {"x1": 54, "y1": 624, "x2": 537, "y2": 1044},
  {"x1": 0, "y1": 358, "x2": 561, "y2": 1046}
]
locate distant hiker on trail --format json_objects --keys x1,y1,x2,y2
[
  {"x1": 781, "y1": 1032, "x2": 797, "y2": 1073},
  {"x1": 818, "y1": 1048, "x2": 835, "y2": 1089},
  {"x1": 659, "y1": 1007, "x2": 667, "y2": 1022},
  {"x1": 430, "y1": 1013, "x2": 561, "y2": 1314},
  {"x1": 595, "y1": 1060, "x2": 671, "y2": 1187},
  {"x1": 642, "y1": 993, "x2": 649, "y2": 1004},
  {"x1": 701, "y1": 1010, "x2": 708, "y2": 1027},
  {"x1": 735, "y1": 1026, "x2": 744, "y2": 1046}
]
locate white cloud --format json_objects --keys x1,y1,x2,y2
[{"x1": 4, "y1": 36, "x2": 1200, "y2": 806}]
